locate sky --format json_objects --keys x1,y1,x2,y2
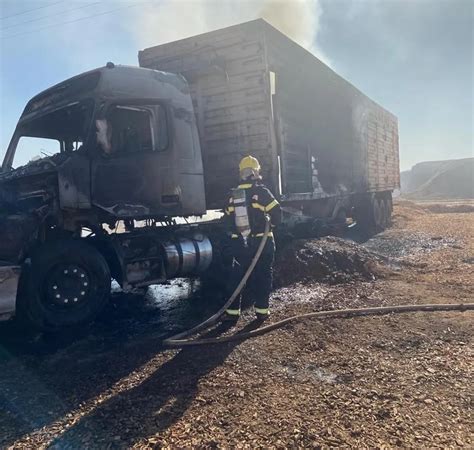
[{"x1": 0, "y1": 0, "x2": 472, "y2": 171}]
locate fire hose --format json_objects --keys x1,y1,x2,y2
[
  {"x1": 163, "y1": 217, "x2": 474, "y2": 348},
  {"x1": 163, "y1": 216, "x2": 273, "y2": 347}
]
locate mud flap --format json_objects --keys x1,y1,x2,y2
[{"x1": 0, "y1": 265, "x2": 20, "y2": 320}]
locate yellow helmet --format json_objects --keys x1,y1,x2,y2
[{"x1": 239, "y1": 155, "x2": 261, "y2": 179}]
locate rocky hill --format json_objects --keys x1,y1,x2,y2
[{"x1": 401, "y1": 158, "x2": 474, "y2": 200}]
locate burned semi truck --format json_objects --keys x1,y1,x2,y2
[{"x1": 0, "y1": 20, "x2": 399, "y2": 330}]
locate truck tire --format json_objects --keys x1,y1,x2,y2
[
  {"x1": 354, "y1": 196, "x2": 376, "y2": 236},
  {"x1": 16, "y1": 240, "x2": 111, "y2": 331},
  {"x1": 376, "y1": 197, "x2": 387, "y2": 231},
  {"x1": 372, "y1": 197, "x2": 384, "y2": 232}
]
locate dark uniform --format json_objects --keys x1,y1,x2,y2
[{"x1": 224, "y1": 180, "x2": 281, "y2": 318}]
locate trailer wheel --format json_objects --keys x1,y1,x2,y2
[
  {"x1": 354, "y1": 196, "x2": 376, "y2": 236},
  {"x1": 17, "y1": 240, "x2": 111, "y2": 331},
  {"x1": 373, "y1": 197, "x2": 385, "y2": 232},
  {"x1": 383, "y1": 197, "x2": 392, "y2": 227},
  {"x1": 388, "y1": 194, "x2": 393, "y2": 214}
]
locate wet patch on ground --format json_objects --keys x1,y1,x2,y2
[
  {"x1": 279, "y1": 361, "x2": 340, "y2": 384},
  {"x1": 363, "y1": 230, "x2": 459, "y2": 261},
  {"x1": 0, "y1": 279, "x2": 224, "y2": 358}
]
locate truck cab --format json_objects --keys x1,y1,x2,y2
[
  {"x1": 1, "y1": 64, "x2": 205, "y2": 261},
  {"x1": 0, "y1": 65, "x2": 213, "y2": 329}
]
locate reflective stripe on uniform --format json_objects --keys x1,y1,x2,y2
[
  {"x1": 237, "y1": 183, "x2": 252, "y2": 189},
  {"x1": 225, "y1": 206, "x2": 235, "y2": 215},
  {"x1": 253, "y1": 232, "x2": 273, "y2": 238},
  {"x1": 231, "y1": 231, "x2": 273, "y2": 239},
  {"x1": 232, "y1": 232, "x2": 273, "y2": 238},
  {"x1": 255, "y1": 307, "x2": 269, "y2": 315},
  {"x1": 251, "y1": 202, "x2": 265, "y2": 212},
  {"x1": 226, "y1": 308, "x2": 241, "y2": 315},
  {"x1": 265, "y1": 199, "x2": 279, "y2": 212}
]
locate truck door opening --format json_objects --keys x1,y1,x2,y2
[
  {"x1": 98, "y1": 104, "x2": 168, "y2": 156},
  {"x1": 91, "y1": 103, "x2": 170, "y2": 216}
]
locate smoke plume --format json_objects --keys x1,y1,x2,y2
[{"x1": 130, "y1": 0, "x2": 328, "y2": 63}]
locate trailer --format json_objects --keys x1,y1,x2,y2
[
  {"x1": 0, "y1": 20, "x2": 399, "y2": 331},
  {"x1": 139, "y1": 19, "x2": 399, "y2": 230}
]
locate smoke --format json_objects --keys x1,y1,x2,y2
[
  {"x1": 130, "y1": 0, "x2": 329, "y2": 64},
  {"x1": 259, "y1": 0, "x2": 321, "y2": 50}
]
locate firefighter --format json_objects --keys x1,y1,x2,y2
[{"x1": 223, "y1": 155, "x2": 281, "y2": 322}]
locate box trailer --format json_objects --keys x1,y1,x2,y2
[{"x1": 139, "y1": 19, "x2": 400, "y2": 229}]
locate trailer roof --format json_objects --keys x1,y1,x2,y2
[{"x1": 140, "y1": 18, "x2": 396, "y2": 119}]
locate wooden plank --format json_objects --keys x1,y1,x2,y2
[
  {"x1": 140, "y1": 24, "x2": 261, "y2": 60},
  {"x1": 147, "y1": 42, "x2": 265, "y2": 76},
  {"x1": 203, "y1": 121, "x2": 269, "y2": 142},
  {"x1": 202, "y1": 104, "x2": 267, "y2": 126},
  {"x1": 203, "y1": 135, "x2": 270, "y2": 152},
  {"x1": 199, "y1": 100, "x2": 267, "y2": 118},
  {"x1": 189, "y1": 74, "x2": 265, "y2": 98},
  {"x1": 202, "y1": 90, "x2": 267, "y2": 111},
  {"x1": 195, "y1": 70, "x2": 265, "y2": 90},
  {"x1": 141, "y1": 30, "x2": 247, "y2": 58}
]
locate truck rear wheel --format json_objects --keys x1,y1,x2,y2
[
  {"x1": 354, "y1": 196, "x2": 375, "y2": 236},
  {"x1": 373, "y1": 198, "x2": 383, "y2": 232},
  {"x1": 376, "y1": 197, "x2": 387, "y2": 231},
  {"x1": 17, "y1": 240, "x2": 111, "y2": 331},
  {"x1": 384, "y1": 195, "x2": 393, "y2": 227},
  {"x1": 354, "y1": 194, "x2": 391, "y2": 236}
]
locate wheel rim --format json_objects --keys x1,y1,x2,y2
[{"x1": 43, "y1": 264, "x2": 91, "y2": 309}]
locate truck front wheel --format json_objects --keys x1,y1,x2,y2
[{"x1": 17, "y1": 240, "x2": 111, "y2": 332}]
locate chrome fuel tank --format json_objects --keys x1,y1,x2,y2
[{"x1": 163, "y1": 235, "x2": 212, "y2": 278}]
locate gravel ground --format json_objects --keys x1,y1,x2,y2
[{"x1": 0, "y1": 200, "x2": 472, "y2": 448}]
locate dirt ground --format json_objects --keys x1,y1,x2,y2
[{"x1": 0, "y1": 200, "x2": 473, "y2": 448}]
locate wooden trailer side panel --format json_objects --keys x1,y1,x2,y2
[
  {"x1": 262, "y1": 22, "x2": 400, "y2": 199},
  {"x1": 366, "y1": 110, "x2": 400, "y2": 191},
  {"x1": 139, "y1": 22, "x2": 277, "y2": 209}
]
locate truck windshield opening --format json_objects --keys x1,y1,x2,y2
[{"x1": 12, "y1": 100, "x2": 93, "y2": 168}]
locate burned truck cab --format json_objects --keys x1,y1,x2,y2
[
  {"x1": 0, "y1": 64, "x2": 206, "y2": 263},
  {"x1": 0, "y1": 64, "x2": 213, "y2": 329}
]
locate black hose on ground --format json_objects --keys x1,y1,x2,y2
[{"x1": 165, "y1": 302, "x2": 474, "y2": 347}]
